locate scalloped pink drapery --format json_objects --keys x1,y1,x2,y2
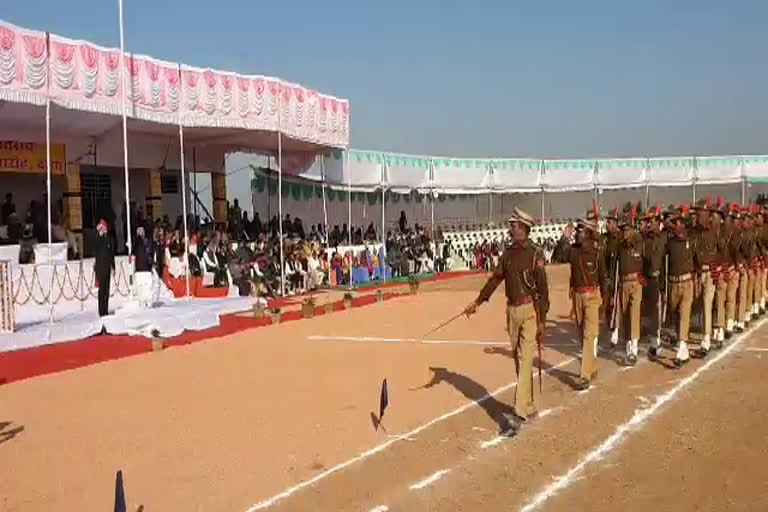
[{"x1": 0, "y1": 19, "x2": 349, "y2": 148}]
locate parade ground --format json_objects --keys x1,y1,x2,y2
[{"x1": 2, "y1": 266, "x2": 768, "y2": 511}]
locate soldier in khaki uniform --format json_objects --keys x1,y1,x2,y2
[
  {"x1": 617, "y1": 208, "x2": 644, "y2": 365},
  {"x1": 466, "y1": 207, "x2": 549, "y2": 433},
  {"x1": 710, "y1": 200, "x2": 728, "y2": 348},
  {"x1": 725, "y1": 205, "x2": 743, "y2": 335},
  {"x1": 641, "y1": 205, "x2": 666, "y2": 358},
  {"x1": 602, "y1": 208, "x2": 622, "y2": 346},
  {"x1": 752, "y1": 210, "x2": 765, "y2": 317},
  {"x1": 665, "y1": 206, "x2": 695, "y2": 367},
  {"x1": 736, "y1": 211, "x2": 752, "y2": 329},
  {"x1": 553, "y1": 215, "x2": 605, "y2": 390},
  {"x1": 689, "y1": 198, "x2": 718, "y2": 355}
]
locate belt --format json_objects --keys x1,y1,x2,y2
[
  {"x1": 508, "y1": 296, "x2": 532, "y2": 306},
  {"x1": 669, "y1": 273, "x2": 692, "y2": 283},
  {"x1": 573, "y1": 286, "x2": 599, "y2": 294},
  {"x1": 648, "y1": 271, "x2": 661, "y2": 278},
  {"x1": 621, "y1": 273, "x2": 639, "y2": 282}
]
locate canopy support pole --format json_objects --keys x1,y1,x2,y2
[
  {"x1": 540, "y1": 186, "x2": 545, "y2": 224},
  {"x1": 45, "y1": 33, "x2": 54, "y2": 336},
  {"x1": 742, "y1": 177, "x2": 747, "y2": 204},
  {"x1": 346, "y1": 148, "x2": 352, "y2": 289},
  {"x1": 178, "y1": 115, "x2": 190, "y2": 300},
  {"x1": 278, "y1": 132, "x2": 285, "y2": 297},
  {"x1": 118, "y1": 0, "x2": 132, "y2": 261},
  {"x1": 321, "y1": 155, "x2": 331, "y2": 284}
]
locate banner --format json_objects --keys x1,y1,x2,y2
[{"x1": 0, "y1": 141, "x2": 66, "y2": 175}]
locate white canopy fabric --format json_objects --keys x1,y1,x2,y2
[
  {"x1": 542, "y1": 159, "x2": 596, "y2": 192},
  {"x1": 384, "y1": 153, "x2": 431, "y2": 193},
  {"x1": 491, "y1": 159, "x2": 541, "y2": 193},
  {"x1": 694, "y1": 156, "x2": 743, "y2": 185},
  {"x1": 431, "y1": 158, "x2": 491, "y2": 194},
  {"x1": 742, "y1": 156, "x2": 768, "y2": 180},
  {"x1": 647, "y1": 157, "x2": 695, "y2": 187},
  {"x1": 596, "y1": 158, "x2": 647, "y2": 190}
]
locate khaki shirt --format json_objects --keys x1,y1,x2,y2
[
  {"x1": 476, "y1": 240, "x2": 550, "y2": 320},
  {"x1": 689, "y1": 225, "x2": 718, "y2": 270},
  {"x1": 642, "y1": 230, "x2": 667, "y2": 276},
  {"x1": 667, "y1": 234, "x2": 695, "y2": 276},
  {"x1": 618, "y1": 232, "x2": 643, "y2": 277},
  {"x1": 553, "y1": 235, "x2": 605, "y2": 290}
]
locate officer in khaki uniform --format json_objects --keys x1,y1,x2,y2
[
  {"x1": 689, "y1": 198, "x2": 717, "y2": 355},
  {"x1": 710, "y1": 200, "x2": 728, "y2": 348},
  {"x1": 466, "y1": 207, "x2": 549, "y2": 433},
  {"x1": 736, "y1": 211, "x2": 752, "y2": 329},
  {"x1": 665, "y1": 206, "x2": 695, "y2": 367},
  {"x1": 617, "y1": 208, "x2": 644, "y2": 365},
  {"x1": 602, "y1": 208, "x2": 622, "y2": 346},
  {"x1": 725, "y1": 205, "x2": 744, "y2": 335},
  {"x1": 641, "y1": 205, "x2": 666, "y2": 357},
  {"x1": 552, "y1": 215, "x2": 605, "y2": 390},
  {"x1": 752, "y1": 210, "x2": 765, "y2": 317}
]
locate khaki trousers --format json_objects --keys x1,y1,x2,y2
[
  {"x1": 621, "y1": 281, "x2": 643, "y2": 341},
  {"x1": 669, "y1": 280, "x2": 693, "y2": 341},
  {"x1": 726, "y1": 271, "x2": 739, "y2": 326},
  {"x1": 747, "y1": 268, "x2": 756, "y2": 314},
  {"x1": 507, "y1": 303, "x2": 538, "y2": 419},
  {"x1": 753, "y1": 267, "x2": 763, "y2": 309},
  {"x1": 573, "y1": 290, "x2": 601, "y2": 380},
  {"x1": 739, "y1": 268, "x2": 749, "y2": 323},
  {"x1": 701, "y1": 273, "x2": 715, "y2": 338},
  {"x1": 714, "y1": 276, "x2": 727, "y2": 329}
]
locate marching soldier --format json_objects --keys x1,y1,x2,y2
[
  {"x1": 641, "y1": 205, "x2": 666, "y2": 358},
  {"x1": 753, "y1": 209, "x2": 765, "y2": 317},
  {"x1": 731, "y1": 206, "x2": 748, "y2": 333},
  {"x1": 689, "y1": 198, "x2": 717, "y2": 355},
  {"x1": 724, "y1": 204, "x2": 742, "y2": 336},
  {"x1": 739, "y1": 210, "x2": 754, "y2": 328},
  {"x1": 465, "y1": 207, "x2": 549, "y2": 433},
  {"x1": 711, "y1": 199, "x2": 728, "y2": 348},
  {"x1": 617, "y1": 206, "x2": 643, "y2": 365},
  {"x1": 603, "y1": 207, "x2": 621, "y2": 346},
  {"x1": 664, "y1": 205, "x2": 695, "y2": 367},
  {"x1": 553, "y1": 214, "x2": 605, "y2": 390},
  {"x1": 761, "y1": 206, "x2": 768, "y2": 313}
]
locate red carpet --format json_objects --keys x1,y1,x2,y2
[{"x1": 0, "y1": 271, "x2": 481, "y2": 385}]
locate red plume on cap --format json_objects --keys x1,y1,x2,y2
[
  {"x1": 614, "y1": 205, "x2": 619, "y2": 218},
  {"x1": 716, "y1": 195, "x2": 723, "y2": 208},
  {"x1": 681, "y1": 204, "x2": 690, "y2": 216},
  {"x1": 592, "y1": 198, "x2": 599, "y2": 220},
  {"x1": 655, "y1": 204, "x2": 661, "y2": 216},
  {"x1": 631, "y1": 202, "x2": 638, "y2": 224},
  {"x1": 705, "y1": 193, "x2": 711, "y2": 207}
]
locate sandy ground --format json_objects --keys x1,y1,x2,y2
[{"x1": 1, "y1": 266, "x2": 766, "y2": 511}]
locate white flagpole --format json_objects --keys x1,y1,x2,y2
[
  {"x1": 278, "y1": 100, "x2": 285, "y2": 297},
  {"x1": 177, "y1": 65, "x2": 190, "y2": 299},
  {"x1": 321, "y1": 154, "x2": 330, "y2": 284},
  {"x1": 346, "y1": 148, "x2": 352, "y2": 288},
  {"x1": 118, "y1": 0, "x2": 132, "y2": 262},
  {"x1": 45, "y1": 33, "x2": 54, "y2": 334}
]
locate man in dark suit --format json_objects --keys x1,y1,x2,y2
[{"x1": 94, "y1": 219, "x2": 115, "y2": 317}]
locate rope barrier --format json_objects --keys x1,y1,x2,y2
[{"x1": 11, "y1": 260, "x2": 134, "y2": 306}]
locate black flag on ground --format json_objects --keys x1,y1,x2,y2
[
  {"x1": 114, "y1": 470, "x2": 126, "y2": 512},
  {"x1": 379, "y1": 378, "x2": 389, "y2": 421}
]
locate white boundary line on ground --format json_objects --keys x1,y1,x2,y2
[
  {"x1": 409, "y1": 469, "x2": 451, "y2": 490},
  {"x1": 243, "y1": 356, "x2": 577, "y2": 511},
  {"x1": 307, "y1": 335, "x2": 508, "y2": 345},
  {"x1": 516, "y1": 318, "x2": 768, "y2": 512},
  {"x1": 744, "y1": 347, "x2": 768, "y2": 352}
]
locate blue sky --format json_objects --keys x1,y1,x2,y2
[{"x1": 5, "y1": 1, "x2": 768, "y2": 212}]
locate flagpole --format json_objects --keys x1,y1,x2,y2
[
  {"x1": 45, "y1": 32, "x2": 54, "y2": 336},
  {"x1": 346, "y1": 147, "x2": 352, "y2": 289},
  {"x1": 178, "y1": 65, "x2": 190, "y2": 299},
  {"x1": 118, "y1": 0, "x2": 132, "y2": 259},
  {"x1": 277, "y1": 91, "x2": 285, "y2": 297},
  {"x1": 321, "y1": 154, "x2": 330, "y2": 284}
]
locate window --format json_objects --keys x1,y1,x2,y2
[
  {"x1": 161, "y1": 174, "x2": 179, "y2": 194},
  {"x1": 81, "y1": 173, "x2": 112, "y2": 229}
]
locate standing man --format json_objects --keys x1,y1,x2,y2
[
  {"x1": 617, "y1": 206, "x2": 643, "y2": 365},
  {"x1": 602, "y1": 207, "x2": 622, "y2": 346},
  {"x1": 689, "y1": 198, "x2": 717, "y2": 356},
  {"x1": 726, "y1": 205, "x2": 744, "y2": 335},
  {"x1": 665, "y1": 206, "x2": 695, "y2": 367},
  {"x1": 752, "y1": 208, "x2": 765, "y2": 317},
  {"x1": 552, "y1": 214, "x2": 605, "y2": 390},
  {"x1": 642, "y1": 206, "x2": 666, "y2": 358},
  {"x1": 711, "y1": 199, "x2": 728, "y2": 348},
  {"x1": 465, "y1": 208, "x2": 549, "y2": 433},
  {"x1": 94, "y1": 219, "x2": 115, "y2": 319}
]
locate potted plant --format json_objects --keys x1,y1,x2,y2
[
  {"x1": 302, "y1": 297, "x2": 317, "y2": 319},
  {"x1": 408, "y1": 275, "x2": 420, "y2": 294},
  {"x1": 270, "y1": 307, "x2": 282, "y2": 324},
  {"x1": 343, "y1": 292, "x2": 354, "y2": 309},
  {"x1": 150, "y1": 328, "x2": 164, "y2": 352},
  {"x1": 376, "y1": 289, "x2": 385, "y2": 303}
]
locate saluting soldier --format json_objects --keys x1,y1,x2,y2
[
  {"x1": 641, "y1": 205, "x2": 666, "y2": 356},
  {"x1": 602, "y1": 207, "x2": 622, "y2": 346},
  {"x1": 617, "y1": 205, "x2": 643, "y2": 365},
  {"x1": 664, "y1": 205, "x2": 695, "y2": 367},
  {"x1": 689, "y1": 198, "x2": 718, "y2": 355},
  {"x1": 710, "y1": 198, "x2": 728, "y2": 348},
  {"x1": 553, "y1": 213, "x2": 605, "y2": 390},
  {"x1": 465, "y1": 207, "x2": 549, "y2": 433}
]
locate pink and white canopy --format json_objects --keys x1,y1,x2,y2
[{"x1": 0, "y1": 19, "x2": 349, "y2": 171}]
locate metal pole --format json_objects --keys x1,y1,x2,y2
[
  {"x1": 742, "y1": 177, "x2": 747, "y2": 204},
  {"x1": 118, "y1": 0, "x2": 132, "y2": 259},
  {"x1": 645, "y1": 183, "x2": 650, "y2": 206},
  {"x1": 277, "y1": 111, "x2": 285, "y2": 297},
  {"x1": 540, "y1": 186, "x2": 545, "y2": 223},
  {"x1": 193, "y1": 147, "x2": 197, "y2": 220},
  {"x1": 346, "y1": 148, "x2": 352, "y2": 288},
  {"x1": 178, "y1": 111, "x2": 190, "y2": 300},
  {"x1": 45, "y1": 33, "x2": 54, "y2": 333},
  {"x1": 321, "y1": 154, "x2": 331, "y2": 285}
]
